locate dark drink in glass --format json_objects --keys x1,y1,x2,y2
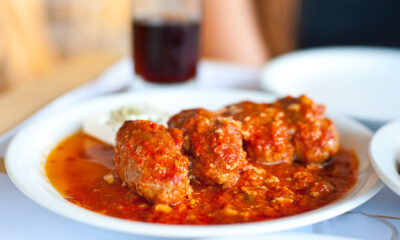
[{"x1": 133, "y1": 19, "x2": 200, "y2": 84}]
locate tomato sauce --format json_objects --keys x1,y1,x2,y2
[{"x1": 45, "y1": 132, "x2": 358, "y2": 225}]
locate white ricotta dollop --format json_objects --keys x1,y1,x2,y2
[{"x1": 83, "y1": 103, "x2": 172, "y2": 146}]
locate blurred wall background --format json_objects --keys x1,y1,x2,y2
[
  {"x1": 1, "y1": 0, "x2": 300, "y2": 91},
  {"x1": 3, "y1": 0, "x2": 397, "y2": 92}
]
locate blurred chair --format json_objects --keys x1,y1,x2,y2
[
  {"x1": 0, "y1": 0, "x2": 130, "y2": 90},
  {"x1": 0, "y1": 40, "x2": 5, "y2": 90},
  {"x1": 0, "y1": 0, "x2": 55, "y2": 87},
  {"x1": 255, "y1": 0, "x2": 300, "y2": 58},
  {"x1": 201, "y1": 0, "x2": 300, "y2": 67}
]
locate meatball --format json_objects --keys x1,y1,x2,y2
[
  {"x1": 168, "y1": 108, "x2": 214, "y2": 129},
  {"x1": 273, "y1": 95, "x2": 339, "y2": 164},
  {"x1": 222, "y1": 101, "x2": 294, "y2": 164},
  {"x1": 168, "y1": 109, "x2": 247, "y2": 188},
  {"x1": 114, "y1": 120, "x2": 190, "y2": 205}
]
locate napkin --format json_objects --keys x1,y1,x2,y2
[{"x1": 0, "y1": 57, "x2": 132, "y2": 158}]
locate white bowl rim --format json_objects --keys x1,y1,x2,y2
[{"x1": 369, "y1": 118, "x2": 400, "y2": 195}]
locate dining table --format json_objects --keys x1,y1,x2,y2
[{"x1": 1, "y1": 56, "x2": 400, "y2": 240}]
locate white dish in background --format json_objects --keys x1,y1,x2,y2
[
  {"x1": 260, "y1": 47, "x2": 400, "y2": 129},
  {"x1": 369, "y1": 119, "x2": 400, "y2": 196},
  {"x1": 5, "y1": 89, "x2": 381, "y2": 238}
]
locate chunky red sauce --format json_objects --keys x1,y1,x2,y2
[{"x1": 45, "y1": 132, "x2": 358, "y2": 225}]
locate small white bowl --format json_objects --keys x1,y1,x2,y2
[
  {"x1": 369, "y1": 119, "x2": 400, "y2": 196},
  {"x1": 5, "y1": 89, "x2": 382, "y2": 238}
]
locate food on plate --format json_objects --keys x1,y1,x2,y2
[
  {"x1": 168, "y1": 108, "x2": 247, "y2": 188},
  {"x1": 221, "y1": 95, "x2": 339, "y2": 165},
  {"x1": 273, "y1": 95, "x2": 339, "y2": 164},
  {"x1": 114, "y1": 120, "x2": 190, "y2": 205},
  {"x1": 45, "y1": 95, "x2": 357, "y2": 224},
  {"x1": 221, "y1": 101, "x2": 294, "y2": 164}
]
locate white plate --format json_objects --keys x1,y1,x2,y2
[
  {"x1": 203, "y1": 233, "x2": 357, "y2": 240},
  {"x1": 369, "y1": 119, "x2": 400, "y2": 196},
  {"x1": 5, "y1": 89, "x2": 382, "y2": 238},
  {"x1": 260, "y1": 47, "x2": 400, "y2": 128}
]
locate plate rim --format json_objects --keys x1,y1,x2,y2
[{"x1": 5, "y1": 88, "x2": 382, "y2": 238}]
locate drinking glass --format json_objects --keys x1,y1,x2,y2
[{"x1": 132, "y1": 0, "x2": 201, "y2": 85}]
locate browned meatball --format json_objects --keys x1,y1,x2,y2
[
  {"x1": 168, "y1": 108, "x2": 214, "y2": 129},
  {"x1": 114, "y1": 120, "x2": 190, "y2": 205},
  {"x1": 168, "y1": 108, "x2": 214, "y2": 151},
  {"x1": 273, "y1": 95, "x2": 339, "y2": 164},
  {"x1": 168, "y1": 109, "x2": 247, "y2": 188},
  {"x1": 222, "y1": 101, "x2": 294, "y2": 164}
]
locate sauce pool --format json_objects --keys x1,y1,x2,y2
[{"x1": 45, "y1": 132, "x2": 358, "y2": 225}]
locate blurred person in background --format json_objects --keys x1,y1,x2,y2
[
  {"x1": 203, "y1": 0, "x2": 400, "y2": 66},
  {"x1": 1, "y1": 0, "x2": 400, "y2": 88}
]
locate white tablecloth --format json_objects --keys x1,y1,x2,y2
[{"x1": 1, "y1": 58, "x2": 399, "y2": 240}]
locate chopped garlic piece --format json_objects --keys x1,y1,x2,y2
[
  {"x1": 154, "y1": 204, "x2": 172, "y2": 213},
  {"x1": 223, "y1": 206, "x2": 238, "y2": 216},
  {"x1": 103, "y1": 173, "x2": 114, "y2": 184}
]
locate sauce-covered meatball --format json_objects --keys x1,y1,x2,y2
[
  {"x1": 222, "y1": 101, "x2": 294, "y2": 164},
  {"x1": 273, "y1": 95, "x2": 339, "y2": 164},
  {"x1": 168, "y1": 108, "x2": 214, "y2": 129},
  {"x1": 114, "y1": 120, "x2": 190, "y2": 205},
  {"x1": 168, "y1": 109, "x2": 247, "y2": 188}
]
